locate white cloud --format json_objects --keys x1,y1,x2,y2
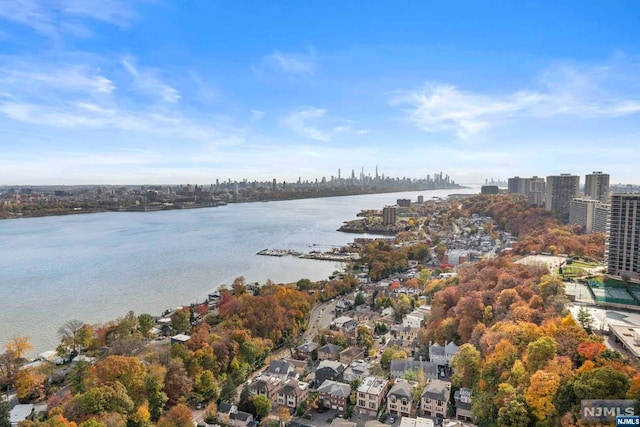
[
  {"x1": 250, "y1": 109, "x2": 265, "y2": 121},
  {"x1": 0, "y1": 64, "x2": 115, "y2": 96},
  {"x1": 267, "y1": 49, "x2": 316, "y2": 74},
  {"x1": 122, "y1": 56, "x2": 181, "y2": 104},
  {"x1": 281, "y1": 107, "x2": 369, "y2": 142},
  {"x1": 391, "y1": 62, "x2": 640, "y2": 139},
  {"x1": 282, "y1": 107, "x2": 331, "y2": 141},
  {"x1": 0, "y1": 0, "x2": 135, "y2": 39}
]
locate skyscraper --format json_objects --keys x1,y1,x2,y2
[
  {"x1": 546, "y1": 174, "x2": 580, "y2": 220},
  {"x1": 606, "y1": 193, "x2": 640, "y2": 282},
  {"x1": 584, "y1": 171, "x2": 610, "y2": 203}
]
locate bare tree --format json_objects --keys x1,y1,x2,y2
[{"x1": 58, "y1": 319, "x2": 85, "y2": 353}]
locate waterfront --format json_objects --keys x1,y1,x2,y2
[{"x1": 0, "y1": 186, "x2": 478, "y2": 355}]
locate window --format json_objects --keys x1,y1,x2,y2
[
  {"x1": 369, "y1": 402, "x2": 376, "y2": 409},
  {"x1": 359, "y1": 400, "x2": 365, "y2": 407}
]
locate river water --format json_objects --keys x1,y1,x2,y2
[{"x1": 0, "y1": 186, "x2": 478, "y2": 355}]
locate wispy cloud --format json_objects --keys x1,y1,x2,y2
[
  {"x1": 282, "y1": 107, "x2": 330, "y2": 141},
  {"x1": 0, "y1": 64, "x2": 115, "y2": 96},
  {"x1": 266, "y1": 49, "x2": 316, "y2": 74},
  {"x1": 122, "y1": 56, "x2": 181, "y2": 104},
  {"x1": 0, "y1": 0, "x2": 135, "y2": 39},
  {"x1": 281, "y1": 107, "x2": 368, "y2": 142},
  {"x1": 391, "y1": 61, "x2": 640, "y2": 139}
]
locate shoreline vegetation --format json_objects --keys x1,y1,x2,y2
[{"x1": 2, "y1": 193, "x2": 626, "y2": 427}]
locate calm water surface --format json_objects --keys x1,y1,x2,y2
[{"x1": 0, "y1": 187, "x2": 478, "y2": 354}]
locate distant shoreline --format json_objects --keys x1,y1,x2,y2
[{"x1": 0, "y1": 184, "x2": 466, "y2": 221}]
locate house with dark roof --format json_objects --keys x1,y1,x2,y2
[
  {"x1": 296, "y1": 341, "x2": 319, "y2": 361},
  {"x1": 318, "y1": 343, "x2": 342, "y2": 361},
  {"x1": 386, "y1": 379, "x2": 416, "y2": 418},
  {"x1": 230, "y1": 409, "x2": 254, "y2": 427},
  {"x1": 317, "y1": 380, "x2": 352, "y2": 411},
  {"x1": 266, "y1": 359, "x2": 297, "y2": 380},
  {"x1": 249, "y1": 374, "x2": 283, "y2": 401},
  {"x1": 315, "y1": 360, "x2": 346, "y2": 386},
  {"x1": 421, "y1": 380, "x2": 451, "y2": 418},
  {"x1": 390, "y1": 359, "x2": 438, "y2": 380},
  {"x1": 276, "y1": 378, "x2": 309, "y2": 410},
  {"x1": 454, "y1": 388, "x2": 473, "y2": 422}
]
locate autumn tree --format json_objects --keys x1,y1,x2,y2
[
  {"x1": 144, "y1": 364, "x2": 168, "y2": 422},
  {"x1": 15, "y1": 368, "x2": 46, "y2": 402},
  {"x1": 497, "y1": 395, "x2": 530, "y2": 427},
  {"x1": 164, "y1": 360, "x2": 193, "y2": 406},
  {"x1": 157, "y1": 403, "x2": 193, "y2": 427},
  {"x1": 572, "y1": 366, "x2": 630, "y2": 400},
  {"x1": 525, "y1": 370, "x2": 560, "y2": 422}
]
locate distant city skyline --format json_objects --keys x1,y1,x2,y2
[{"x1": 1, "y1": 1, "x2": 640, "y2": 185}]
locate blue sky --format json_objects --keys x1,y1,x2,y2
[{"x1": 1, "y1": 1, "x2": 640, "y2": 185}]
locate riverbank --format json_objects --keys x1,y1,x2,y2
[{"x1": 0, "y1": 186, "x2": 480, "y2": 356}]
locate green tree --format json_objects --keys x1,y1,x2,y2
[
  {"x1": 145, "y1": 365, "x2": 168, "y2": 422},
  {"x1": 576, "y1": 307, "x2": 594, "y2": 332},
  {"x1": 170, "y1": 310, "x2": 191, "y2": 335},
  {"x1": 354, "y1": 292, "x2": 366, "y2": 307},
  {"x1": 0, "y1": 397, "x2": 9, "y2": 427},
  {"x1": 68, "y1": 360, "x2": 90, "y2": 394},
  {"x1": 451, "y1": 344, "x2": 481, "y2": 388},
  {"x1": 497, "y1": 396, "x2": 530, "y2": 427},
  {"x1": 253, "y1": 394, "x2": 272, "y2": 418},
  {"x1": 137, "y1": 314, "x2": 155, "y2": 338},
  {"x1": 526, "y1": 336, "x2": 557, "y2": 373},
  {"x1": 572, "y1": 366, "x2": 630, "y2": 400}
]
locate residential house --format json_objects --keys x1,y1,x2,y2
[
  {"x1": 276, "y1": 378, "x2": 309, "y2": 410},
  {"x1": 386, "y1": 379, "x2": 416, "y2": 418},
  {"x1": 391, "y1": 326, "x2": 420, "y2": 341},
  {"x1": 296, "y1": 342, "x2": 319, "y2": 361},
  {"x1": 398, "y1": 416, "x2": 435, "y2": 427},
  {"x1": 315, "y1": 360, "x2": 347, "y2": 386},
  {"x1": 421, "y1": 380, "x2": 451, "y2": 419},
  {"x1": 343, "y1": 359, "x2": 371, "y2": 383},
  {"x1": 285, "y1": 358, "x2": 308, "y2": 377},
  {"x1": 170, "y1": 334, "x2": 191, "y2": 345},
  {"x1": 356, "y1": 376, "x2": 389, "y2": 416},
  {"x1": 390, "y1": 359, "x2": 438, "y2": 380},
  {"x1": 429, "y1": 342, "x2": 459, "y2": 367},
  {"x1": 340, "y1": 347, "x2": 366, "y2": 364},
  {"x1": 317, "y1": 380, "x2": 352, "y2": 411},
  {"x1": 332, "y1": 316, "x2": 356, "y2": 332},
  {"x1": 266, "y1": 359, "x2": 297, "y2": 380},
  {"x1": 230, "y1": 410, "x2": 254, "y2": 427},
  {"x1": 403, "y1": 306, "x2": 430, "y2": 328},
  {"x1": 249, "y1": 374, "x2": 282, "y2": 401},
  {"x1": 454, "y1": 388, "x2": 473, "y2": 422},
  {"x1": 318, "y1": 343, "x2": 342, "y2": 361},
  {"x1": 10, "y1": 404, "x2": 34, "y2": 427},
  {"x1": 217, "y1": 402, "x2": 254, "y2": 427}
]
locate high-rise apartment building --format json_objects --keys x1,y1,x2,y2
[
  {"x1": 546, "y1": 174, "x2": 580, "y2": 220},
  {"x1": 584, "y1": 171, "x2": 610, "y2": 203},
  {"x1": 382, "y1": 206, "x2": 397, "y2": 226},
  {"x1": 508, "y1": 176, "x2": 531, "y2": 195},
  {"x1": 529, "y1": 176, "x2": 546, "y2": 207},
  {"x1": 606, "y1": 193, "x2": 640, "y2": 281},
  {"x1": 569, "y1": 198, "x2": 608, "y2": 233},
  {"x1": 508, "y1": 175, "x2": 546, "y2": 206}
]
